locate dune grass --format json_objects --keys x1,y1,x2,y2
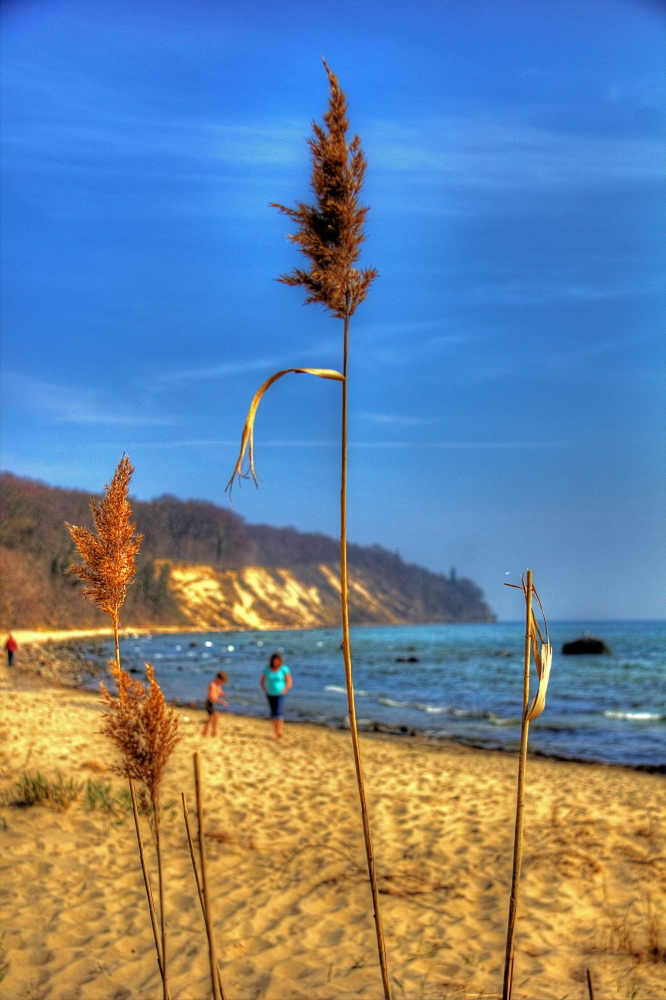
[{"x1": 9, "y1": 771, "x2": 81, "y2": 811}]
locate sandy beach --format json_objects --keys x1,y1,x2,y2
[{"x1": 1, "y1": 654, "x2": 665, "y2": 1000}]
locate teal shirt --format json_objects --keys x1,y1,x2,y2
[{"x1": 263, "y1": 664, "x2": 291, "y2": 696}]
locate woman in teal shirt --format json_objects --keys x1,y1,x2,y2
[{"x1": 260, "y1": 652, "x2": 293, "y2": 739}]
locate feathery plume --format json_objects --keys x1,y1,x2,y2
[
  {"x1": 66, "y1": 455, "x2": 142, "y2": 638},
  {"x1": 101, "y1": 661, "x2": 181, "y2": 1000},
  {"x1": 100, "y1": 661, "x2": 181, "y2": 819},
  {"x1": 271, "y1": 60, "x2": 377, "y2": 320}
]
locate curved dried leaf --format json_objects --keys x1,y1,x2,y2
[
  {"x1": 525, "y1": 641, "x2": 552, "y2": 722},
  {"x1": 226, "y1": 367, "x2": 345, "y2": 496}
]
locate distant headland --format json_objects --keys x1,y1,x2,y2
[{"x1": 0, "y1": 472, "x2": 495, "y2": 630}]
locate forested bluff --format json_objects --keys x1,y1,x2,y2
[{"x1": 0, "y1": 473, "x2": 495, "y2": 630}]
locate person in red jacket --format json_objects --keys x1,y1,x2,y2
[{"x1": 4, "y1": 634, "x2": 18, "y2": 666}]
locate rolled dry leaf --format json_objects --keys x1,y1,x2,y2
[
  {"x1": 226, "y1": 367, "x2": 345, "y2": 494},
  {"x1": 525, "y1": 640, "x2": 552, "y2": 722},
  {"x1": 507, "y1": 577, "x2": 553, "y2": 724}
]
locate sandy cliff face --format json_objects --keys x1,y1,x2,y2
[
  {"x1": 1, "y1": 473, "x2": 496, "y2": 629},
  {"x1": 162, "y1": 560, "x2": 412, "y2": 630}
]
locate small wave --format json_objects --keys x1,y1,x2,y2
[
  {"x1": 604, "y1": 710, "x2": 664, "y2": 721},
  {"x1": 378, "y1": 697, "x2": 411, "y2": 708},
  {"x1": 324, "y1": 685, "x2": 346, "y2": 693},
  {"x1": 421, "y1": 704, "x2": 448, "y2": 714},
  {"x1": 487, "y1": 713, "x2": 520, "y2": 726}
]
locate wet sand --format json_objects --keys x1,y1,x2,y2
[{"x1": 1, "y1": 661, "x2": 664, "y2": 1000}]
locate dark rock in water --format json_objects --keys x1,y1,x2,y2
[
  {"x1": 129, "y1": 667, "x2": 140, "y2": 674},
  {"x1": 562, "y1": 636, "x2": 611, "y2": 655},
  {"x1": 189, "y1": 641, "x2": 198, "y2": 647},
  {"x1": 408, "y1": 656, "x2": 419, "y2": 662},
  {"x1": 395, "y1": 656, "x2": 419, "y2": 662}
]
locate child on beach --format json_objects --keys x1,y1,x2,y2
[
  {"x1": 260, "y1": 652, "x2": 292, "y2": 739},
  {"x1": 202, "y1": 671, "x2": 229, "y2": 737}
]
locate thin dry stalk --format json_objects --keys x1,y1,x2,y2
[
  {"x1": 182, "y1": 794, "x2": 226, "y2": 999},
  {"x1": 130, "y1": 778, "x2": 170, "y2": 997},
  {"x1": 194, "y1": 753, "x2": 222, "y2": 1000},
  {"x1": 586, "y1": 967, "x2": 595, "y2": 999},
  {"x1": 502, "y1": 569, "x2": 533, "y2": 1000},
  {"x1": 227, "y1": 62, "x2": 389, "y2": 998},
  {"x1": 501, "y1": 571, "x2": 554, "y2": 1000}
]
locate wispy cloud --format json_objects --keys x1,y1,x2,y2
[
  {"x1": 355, "y1": 411, "x2": 432, "y2": 427},
  {"x1": 155, "y1": 356, "x2": 285, "y2": 383},
  {"x1": 154, "y1": 346, "x2": 343, "y2": 383},
  {"x1": 365, "y1": 112, "x2": 666, "y2": 191},
  {"x1": 467, "y1": 280, "x2": 658, "y2": 306},
  {"x1": 4, "y1": 59, "x2": 663, "y2": 200},
  {"x1": 349, "y1": 441, "x2": 571, "y2": 450},
  {"x1": 126, "y1": 437, "x2": 569, "y2": 450},
  {"x1": 6, "y1": 373, "x2": 176, "y2": 426}
]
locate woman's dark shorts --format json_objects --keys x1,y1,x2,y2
[{"x1": 267, "y1": 694, "x2": 284, "y2": 719}]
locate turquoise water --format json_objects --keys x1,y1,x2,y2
[{"x1": 93, "y1": 620, "x2": 666, "y2": 769}]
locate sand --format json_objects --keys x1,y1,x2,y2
[
  {"x1": 1, "y1": 660, "x2": 664, "y2": 1000},
  {"x1": 9, "y1": 628, "x2": 196, "y2": 646}
]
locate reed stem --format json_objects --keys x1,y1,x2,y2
[
  {"x1": 182, "y1": 793, "x2": 226, "y2": 999},
  {"x1": 113, "y1": 613, "x2": 121, "y2": 673},
  {"x1": 586, "y1": 967, "x2": 595, "y2": 1000},
  {"x1": 153, "y1": 794, "x2": 169, "y2": 1000},
  {"x1": 129, "y1": 778, "x2": 171, "y2": 1000},
  {"x1": 340, "y1": 314, "x2": 391, "y2": 1000},
  {"x1": 194, "y1": 753, "x2": 222, "y2": 1000},
  {"x1": 502, "y1": 569, "x2": 533, "y2": 1000}
]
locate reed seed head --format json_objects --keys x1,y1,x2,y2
[
  {"x1": 271, "y1": 60, "x2": 377, "y2": 320},
  {"x1": 66, "y1": 455, "x2": 143, "y2": 624},
  {"x1": 100, "y1": 661, "x2": 181, "y2": 827}
]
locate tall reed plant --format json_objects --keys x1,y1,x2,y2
[
  {"x1": 227, "y1": 62, "x2": 390, "y2": 998},
  {"x1": 67, "y1": 458, "x2": 180, "y2": 1000},
  {"x1": 502, "y1": 570, "x2": 553, "y2": 1000}
]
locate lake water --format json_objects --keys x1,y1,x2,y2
[{"x1": 89, "y1": 620, "x2": 666, "y2": 769}]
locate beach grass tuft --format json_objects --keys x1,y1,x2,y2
[{"x1": 10, "y1": 771, "x2": 81, "y2": 811}]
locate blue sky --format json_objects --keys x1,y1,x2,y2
[{"x1": 2, "y1": 0, "x2": 665, "y2": 619}]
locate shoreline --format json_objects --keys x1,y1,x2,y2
[{"x1": 8, "y1": 632, "x2": 665, "y2": 776}]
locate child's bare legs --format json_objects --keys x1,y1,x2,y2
[{"x1": 202, "y1": 712, "x2": 218, "y2": 736}]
